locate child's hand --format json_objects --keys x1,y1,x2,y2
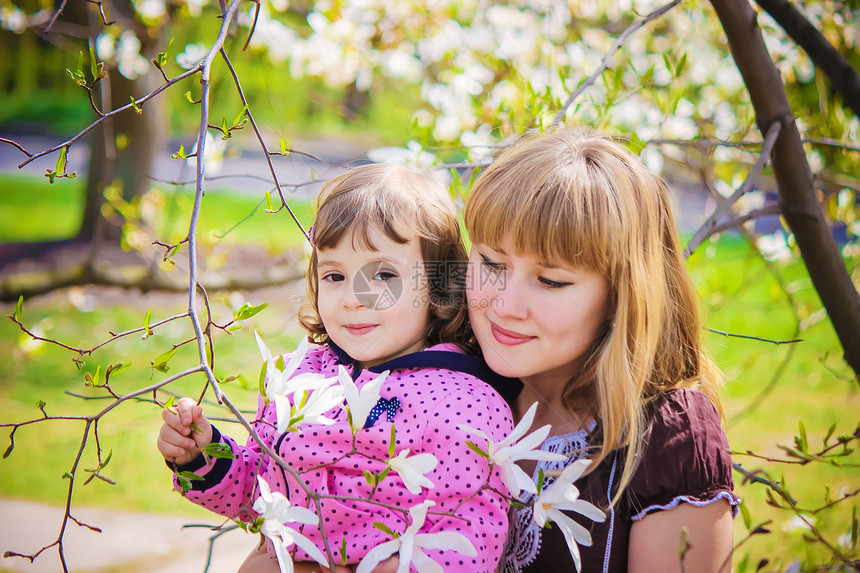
[{"x1": 157, "y1": 397, "x2": 213, "y2": 467}]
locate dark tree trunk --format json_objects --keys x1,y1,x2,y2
[
  {"x1": 64, "y1": 0, "x2": 166, "y2": 244},
  {"x1": 710, "y1": 0, "x2": 860, "y2": 380}
]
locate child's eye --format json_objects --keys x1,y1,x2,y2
[
  {"x1": 538, "y1": 277, "x2": 571, "y2": 290},
  {"x1": 480, "y1": 254, "x2": 505, "y2": 273},
  {"x1": 322, "y1": 272, "x2": 345, "y2": 283},
  {"x1": 373, "y1": 270, "x2": 397, "y2": 281}
]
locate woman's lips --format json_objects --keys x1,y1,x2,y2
[
  {"x1": 489, "y1": 321, "x2": 534, "y2": 346},
  {"x1": 344, "y1": 324, "x2": 377, "y2": 336}
]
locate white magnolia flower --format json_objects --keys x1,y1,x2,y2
[
  {"x1": 275, "y1": 378, "x2": 344, "y2": 433},
  {"x1": 533, "y1": 459, "x2": 606, "y2": 573},
  {"x1": 176, "y1": 42, "x2": 208, "y2": 70},
  {"x1": 252, "y1": 475, "x2": 328, "y2": 573},
  {"x1": 254, "y1": 333, "x2": 344, "y2": 433},
  {"x1": 459, "y1": 401, "x2": 566, "y2": 498},
  {"x1": 255, "y1": 333, "x2": 327, "y2": 401},
  {"x1": 387, "y1": 449, "x2": 438, "y2": 495},
  {"x1": 338, "y1": 366, "x2": 389, "y2": 434},
  {"x1": 356, "y1": 501, "x2": 476, "y2": 573},
  {"x1": 115, "y1": 31, "x2": 149, "y2": 79}
]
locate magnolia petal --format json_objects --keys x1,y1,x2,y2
[
  {"x1": 500, "y1": 461, "x2": 538, "y2": 497},
  {"x1": 456, "y1": 423, "x2": 490, "y2": 442},
  {"x1": 289, "y1": 529, "x2": 329, "y2": 566},
  {"x1": 284, "y1": 505, "x2": 320, "y2": 526},
  {"x1": 414, "y1": 531, "x2": 477, "y2": 556},
  {"x1": 550, "y1": 511, "x2": 588, "y2": 572},
  {"x1": 550, "y1": 508, "x2": 593, "y2": 547},
  {"x1": 509, "y1": 423, "x2": 552, "y2": 454},
  {"x1": 499, "y1": 401, "x2": 538, "y2": 447},
  {"x1": 398, "y1": 533, "x2": 415, "y2": 573},
  {"x1": 271, "y1": 536, "x2": 295, "y2": 573},
  {"x1": 410, "y1": 548, "x2": 443, "y2": 573},
  {"x1": 355, "y1": 540, "x2": 399, "y2": 573},
  {"x1": 552, "y1": 499, "x2": 607, "y2": 524},
  {"x1": 280, "y1": 337, "x2": 309, "y2": 379},
  {"x1": 558, "y1": 459, "x2": 592, "y2": 484},
  {"x1": 254, "y1": 330, "x2": 273, "y2": 363}
]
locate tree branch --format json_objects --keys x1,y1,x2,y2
[
  {"x1": 710, "y1": 0, "x2": 860, "y2": 380},
  {"x1": 754, "y1": 0, "x2": 860, "y2": 119},
  {"x1": 552, "y1": 0, "x2": 681, "y2": 126}
]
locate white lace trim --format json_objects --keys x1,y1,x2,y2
[
  {"x1": 631, "y1": 491, "x2": 742, "y2": 521},
  {"x1": 499, "y1": 428, "x2": 593, "y2": 573}
]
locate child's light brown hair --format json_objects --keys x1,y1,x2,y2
[{"x1": 299, "y1": 163, "x2": 473, "y2": 349}]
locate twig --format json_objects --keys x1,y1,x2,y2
[
  {"x1": 707, "y1": 328, "x2": 802, "y2": 345},
  {"x1": 18, "y1": 65, "x2": 203, "y2": 169},
  {"x1": 0, "y1": 137, "x2": 34, "y2": 157},
  {"x1": 684, "y1": 121, "x2": 782, "y2": 258},
  {"x1": 552, "y1": 0, "x2": 682, "y2": 127},
  {"x1": 41, "y1": 0, "x2": 70, "y2": 38},
  {"x1": 219, "y1": 48, "x2": 310, "y2": 243}
]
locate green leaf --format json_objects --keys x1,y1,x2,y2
[
  {"x1": 177, "y1": 474, "x2": 192, "y2": 493},
  {"x1": 536, "y1": 468, "x2": 545, "y2": 496},
  {"x1": 465, "y1": 440, "x2": 488, "y2": 459},
  {"x1": 185, "y1": 90, "x2": 195, "y2": 103},
  {"x1": 388, "y1": 422, "x2": 396, "y2": 458},
  {"x1": 377, "y1": 466, "x2": 390, "y2": 483},
  {"x1": 15, "y1": 295, "x2": 23, "y2": 320},
  {"x1": 265, "y1": 191, "x2": 274, "y2": 212},
  {"x1": 157, "y1": 37, "x2": 174, "y2": 68},
  {"x1": 279, "y1": 138, "x2": 288, "y2": 155},
  {"x1": 62, "y1": 471, "x2": 73, "y2": 480},
  {"x1": 163, "y1": 395, "x2": 176, "y2": 410},
  {"x1": 201, "y1": 442, "x2": 236, "y2": 460},
  {"x1": 106, "y1": 361, "x2": 131, "y2": 378},
  {"x1": 77, "y1": 51, "x2": 85, "y2": 77},
  {"x1": 372, "y1": 522, "x2": 397, "y2": 538},
  {"x1": 798, "y1": 420, "x2": 808, "y2": 452},
  {"x1": 258, "y1": 361, "x2": 268, "y2": 400},
  {"x1": 130, "y1": 96, "x2": 142, "y2": 115},
  {"x1": 363, "y1": 469, "x2": 376, "y2": 488},
  {"x1": 232, "y1": 105, "x2": 248, "y2": 127},
  {"x1": 56, "y1": 147, "x2": 67, "y2": 175},
  {"x1": 823, "y1": 423, "x2": 837, "y2": 447},
  {"x1": 170, "y1": 145, "x2": 187, "y2": 160},
  {"x1": 88, "y1": 364, "x2": 102, "y2": 387},
  {"x1": 152, "y1": 346, "x2": 179, "y2": 369},
  {"x1": 221, "y1": 114, "x2": 230, "y2": 139},
  {"x1": 739, "y1": 501, "x2": 751, "y2": 531},
  {"x1": 101, "y1": 449, "x2": 113, "y2": 469},
  {"x1": 143, "y1": 309, "x2": 152, "y2": 331},
  {"x1": 233, "y1": 302, "x2": 269, "y2": 321},
  {"x1": 89, "y1": 44, "x2": 98, "y2": 83},
  {"x1": 179, "y1": 470, "x2": 204, "y2": 481},
  {"x1": 340, "y1": 538, "x2": 348, "y2": 566},
  {"x1": 675, "y1": 52, "x2": 688, "y2": 77}
]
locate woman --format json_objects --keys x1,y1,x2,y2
[{"x1": 464, "y1": 127, "x2": 739, "y2": 572}]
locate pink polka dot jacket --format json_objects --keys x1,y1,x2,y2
[{"x1": 172, "y1": 341, "x2": 517, "y2": 571}]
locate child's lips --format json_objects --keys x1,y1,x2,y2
[
  {"x1": 489, "y1": 322, "x2": 534, "y2": 346},
  {"x1": 344, "y1": 324, "x2": 377, "y2": 336}
]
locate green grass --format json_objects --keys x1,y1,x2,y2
[{"x1": 1, "y1": 179, "x2": 858, "y2": 570}]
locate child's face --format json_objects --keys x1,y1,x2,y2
[{"x1": 316, "y1": 226, "x2": 431, "y2": 368}]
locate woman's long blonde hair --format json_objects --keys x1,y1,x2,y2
[
  {"x1": 299, "y1": 163, "x2": 474, "y2": 349},
  {"x1": 464, "y1": 127, "x2": 723, "y2": 501}
]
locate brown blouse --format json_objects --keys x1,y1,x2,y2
[{"x1": 500, "y1": 388, "x2": 740, "y2": 572}]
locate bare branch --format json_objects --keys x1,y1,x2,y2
[
  {"x1": 0, "y1": 137, "x2": 34, "y2": 158},
  {"x1": 220, "y1": 48, "x2": 310, "y2": 242},
  {"x1": 684, "y1": 121, "x2": 782, "y2": 258},
  {"x1": 552, "y1": 0, "x2": 681, "y2": 127},
  {"x1": 707, "y1": 328, "x2": 802, "y2": 345},
  {"x1": 42, "y1": 0, "x2": 70, "y2": 38}
]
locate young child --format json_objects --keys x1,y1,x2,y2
[{"x1": 157, "y1": 163, "x2": 517, "y2": 572}]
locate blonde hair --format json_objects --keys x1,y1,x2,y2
[
  {"x1": 299, "y1": 163, "x2": 473, "y2": 349},
  {"x1": 464, "y1": 127, "x2": 723, "y2": 502}
]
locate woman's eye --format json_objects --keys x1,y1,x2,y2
[
  {"x1": 373, "y1": 270, "x2": 397, "y2": 281},
  {"x1": 322, "y1": 272, "x2": 345, "y2": 283},
  {"x1": 480, "y1": 254, "x2": 505, "y2": 273},
  {"x1": 539, "y1": 277, "x2": 571, "y2": 290}
]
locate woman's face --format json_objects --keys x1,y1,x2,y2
[{"x1": 466, "y1": 239, "x2": 612, "y2": 388}]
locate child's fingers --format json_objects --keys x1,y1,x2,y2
[
  {"x1": 175, "y1": 397, "x2": 199, "y2": 426},
  {"x1": 156, "y1": 424, "x2": 196, "y2": 460},
  {"x1": 161, "y1": 404, "x2": 191, "y2": 436}
]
